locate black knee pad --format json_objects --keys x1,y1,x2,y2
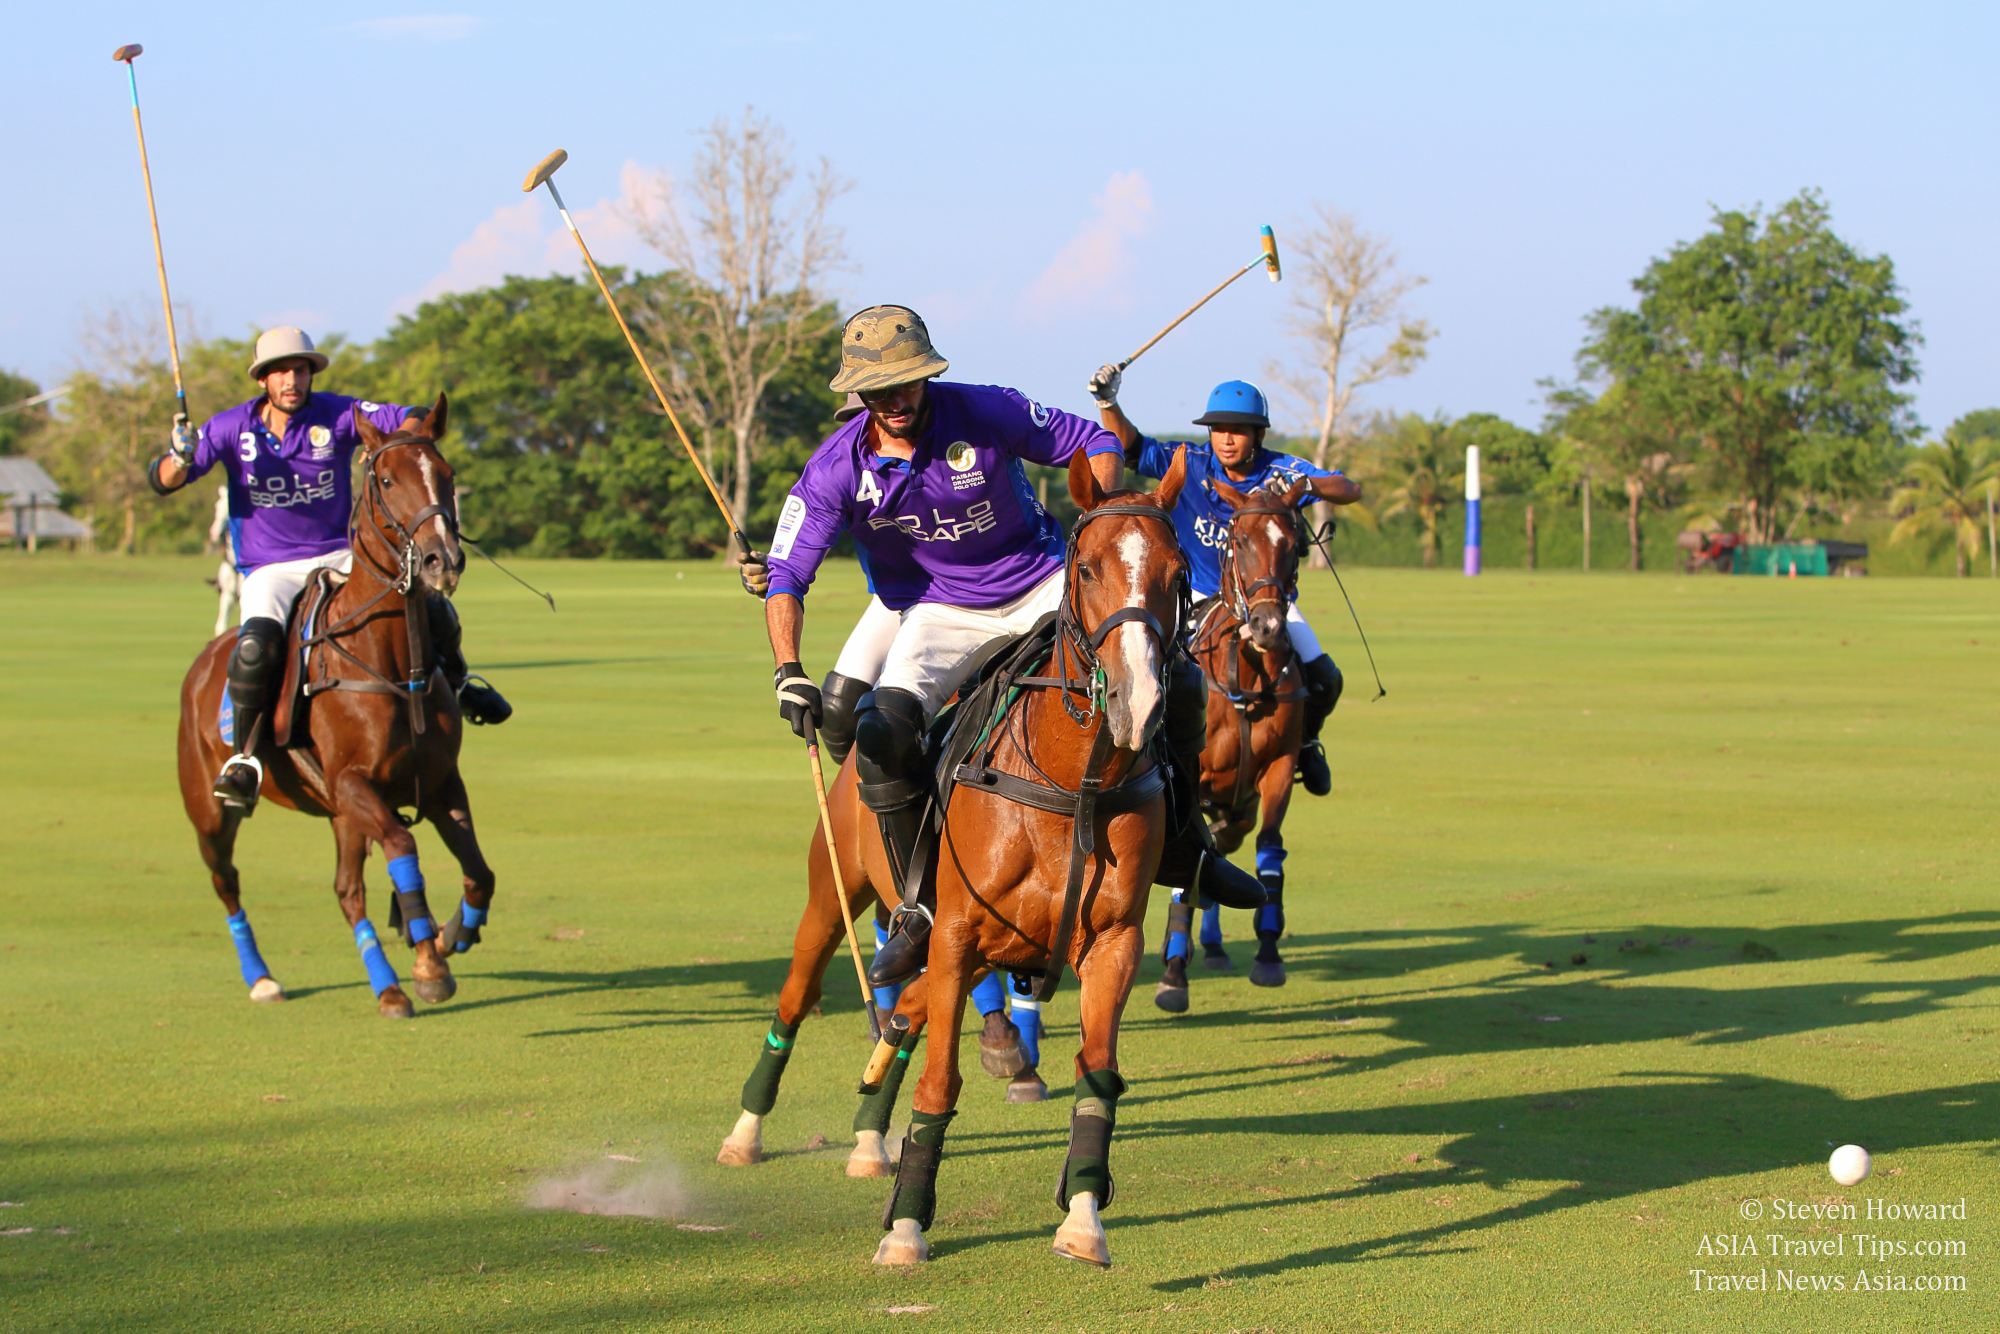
[
  {"x1": 819, "y1": 671, "x2": 872, "y2": 767},
  {"x1": 230, "y1": 618, "x2": 284, "y2": 683},
  {"x1": 1165, "y1": 657, "x2": 1207, "y2": 756},
  {"x1": 426, "y1": 594, "x2": 463, "y2": 654},
  {"x1": 854, "y1": 688, "x2": 927, "y2": 810},
  {"x1": 1304, "y1": 654, "x2": 1343, "y2": 709}
]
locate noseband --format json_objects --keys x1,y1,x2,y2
[
  {"x1": 1048, "y1": 501, "x2": 1191, "y2": 726},
  {"x1": 1221, "y1": 494, "x2": 1302, "y2": 625},
  {"x1": 352, "y1": 433, "x2": 459, "y2": 595}
]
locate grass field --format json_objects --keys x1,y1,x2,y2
[{"x1": 2, "y1": 553, "x2": 1995, "y2": 1333}]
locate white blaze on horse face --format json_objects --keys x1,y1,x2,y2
[{"x1": 1107, "y1": 529, "x2": 1163, "y2": 750}]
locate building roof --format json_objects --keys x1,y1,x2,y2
[{"x1": 0, "y1": 456, "x2": 64, "y2": 505}]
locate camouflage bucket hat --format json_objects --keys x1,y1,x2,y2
[{"x1": 828, "y1": 305, "x2": 949, "y2": 394}]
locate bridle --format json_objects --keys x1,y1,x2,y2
[
  {"x1": 1218, "y1": 491, "x2": 1303, "y2": 630},
  {"x1": 350, "y1": 433, "x2": 460, "y2": 596},
  {"x1": 1040, "y1": 501, "x2": 1192, "y2": 728}
]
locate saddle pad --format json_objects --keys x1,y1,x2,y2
[{"x1": 273, "y1": 568, "x2": 345, "y2": 748}]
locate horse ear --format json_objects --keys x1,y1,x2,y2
[
  {"x1": 1213, "y1": 477, "x2": 1249, "y2": 510},
  {"x1": 1068, "y1": 446, "x2": 1106, "y2": 511},
  {"x1": 354, "y1": 404, "x2": 386, "y2": 455},
  {"x1": 1152, "y1": 445, "x2": 1189, "y2": 511},
  {"x1": 428, "y1": 392, "x2": 449, "y2": 441},
  {"x1": 1283, "y1": 477, "x2": 1312, "y2": 509}
]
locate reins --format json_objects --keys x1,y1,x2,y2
[
  {"x1": 294, "y1": 432, "x2": 459, "y2": 820},
  {"x1": 950, "y1": 499, "x2": 1188, "y2": 1001},
  {"x1": 1191, "y1": 495, "x2": 1309, "y2": 816}
]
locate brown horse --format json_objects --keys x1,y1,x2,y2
[
  {"x1": 175, "y1": 396, "x2": 495, "y2": 1018},
  {"x1": 1182, "y1": 477, "x2": 1313, "y2": 990}
]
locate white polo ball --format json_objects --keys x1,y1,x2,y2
[{"x1": 1829, "y1": 1144, "x2": 1871, "y2": 1186}]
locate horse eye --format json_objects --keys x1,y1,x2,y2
[{"x1": 1077, "y1": 565, "x2": 1096, "y2": 582}]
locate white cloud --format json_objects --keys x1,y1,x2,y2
[
  {"x1": 339, "y1": 15, "x2": 481, "y2": 42},
  {"x1": 1020, "y1": 171, "x2": 1154, "y2": 318},
  {"x1": 392, "y1": 164, "x2": 653, "y2": 316}
]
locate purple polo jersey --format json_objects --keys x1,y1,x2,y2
[
  {"x1": 764, "y1": 382, "x2": 1122, "y2": 611},
  {"x1": 182, "y1": 394, "x2": 410, "y2": 573}
]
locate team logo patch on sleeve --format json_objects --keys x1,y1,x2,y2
[
  {"x1": 768, "y1": 494, "x2": 809, "y2": 562},
  {"x1": 359, "y1": 401, "x2": 383, "y2": 413},
  {"x1": 1028, "y1": 399, "x2": 1051, "y2": 429}
]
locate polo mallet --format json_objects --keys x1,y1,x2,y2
[
  {"x1": 112, "y1": 44, "x2": 188, "y2": 426},
  {"x1": 521, "y1": 150, "x2": 749, "y2": 557},
  {"x1": 803, "y1": 716, "x2": 882, "y2": 1042},
  {"x1": 521, "y1": 150, "x2": 875, "y2": 1030},
  {"x1": 1115, "y1": 225, "x2": 1282, "y2": 374}
]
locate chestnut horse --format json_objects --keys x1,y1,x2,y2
[
  {"x1": 175, "y1": 396, "x2": 496, "y2": 1018},
  {"x1": 1185, "y1": 477, "x2": 1313, "y2": 990}
]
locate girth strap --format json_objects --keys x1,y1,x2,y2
[{"x1": 1035, "y1": 725, "x2": 1114, "y2": 1003}]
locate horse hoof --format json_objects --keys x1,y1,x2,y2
[
  {"x1": 1248, "y1": 960, "x2": 1287, "y2": 988},
  {"x1": 248, "y1": 977, "x2": 286, "y2": 1003},
  {"x1": 1005, "y1": 1070, "x2": 1049, "y2": 1103},
  {"x1": 1153, "y1": 980, "x2": 1189, "y2": 1013},
  {"x1": 1052, "y1": 1193, "x2": 1112, "y2": 1267},
  {"x1": 412, "y1": 973, "x2": 457, "y2": 1004},
  {"x1": 378, "y1": 988, "x2": 416, "y2": 1019},
  {"x1": 846, "y1": 1130, "x2": 894, "y2": 1178},
  {"x1": 873, "y1": 1218, "x2": 930, "y2": 1265},
  {"x1": 1202, "y1": 949, "x2": 1234, "y2": 971},
  {"x1": 717, "y1": 1110, "x2": 763, "y2": 1166}
]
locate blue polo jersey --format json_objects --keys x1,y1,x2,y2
[{"x1": 1128, "y1": 436, "x2": 1341, "y2": 597}]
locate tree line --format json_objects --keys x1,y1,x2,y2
[{"x1": 4, "y1": 148, "x2": 1991, "y2": 574}]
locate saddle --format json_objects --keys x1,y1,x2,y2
[
  {"x1": 272, "y1": 567, "x2": 346, "y2": 748},
  {"x1": 899, "y1": 612, "x2": 1171, "y2": 998}
]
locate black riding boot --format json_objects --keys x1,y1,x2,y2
[
  {"x1": 1151, "y1": 657, "x2": 1264, "y2": 910},
  {"x1": 215, "y1": 616, "x2": 284, "y2": 813},
  {"x1": 427, "y1": 595, "x2": 511, "y2": 725},
  {"x1": 818, "y1": 671, "x2": 872, "y2": 768},
  {"x1": 855, "y1": 688, "x2": 933, "y2": 988},
  {"x1": 1295, "y1": 655, "x2": 1342, "y2": 797}
]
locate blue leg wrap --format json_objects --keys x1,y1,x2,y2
[
  {"x1": 353, "y1": 919, "x2": 400, "y2": 995},
  {"x1": 226, "y1": 910, "x2": 272, "y2": 988},
  {"x1": 1256, "y1": 889, "x2": 1286, "y2": 936},
  {"x1": 1200, "y1": 902, "x2": 1223, "y2": 948},
  {"x1": 1010, "y1": 997, "x2": 1042, "y2": 1067},
  {"x1": 872, "y1": 920, "x2": 904, "y2": 1012},
  {"x1": 461, "y1": 901, "x2": 488, "y2": 929},
  {"x1": 1255, "y1": 839, "x2": 1288, "y2": 882},
  {"x1": 970, "y1": 970, "x2": 1005, "y2": 1017},
  {"x1": 386, "y1": 855, "x2": 435, "y2": 945},
  {"x1": 1165, "y1": 888, "x2": 1192, "y2": 961}
]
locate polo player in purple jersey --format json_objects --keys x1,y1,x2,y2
[
  {"x1": 147, "y1": 327, "x2": 511, "y2": 814},
  {"x1": 759, "y1": 305, "x2": 1266, "y2": 985}
]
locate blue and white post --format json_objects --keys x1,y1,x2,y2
[{"x1": 1462, "y1": 444, "x2": 1482, "y2": 577}]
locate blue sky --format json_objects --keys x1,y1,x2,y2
[{"x1": 8, "y1": 3, "x2": 1996, "y2": 435}]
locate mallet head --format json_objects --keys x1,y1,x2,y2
[
  {"x1": 522, "y1": 149, "x2": 568, "y2": 194},
  {"x1": 112, "y1": 43, "x2": 143, "y2": 63},
  {"x1": 1260, "y1": 224, "x2": 1282, "y2": 282}
]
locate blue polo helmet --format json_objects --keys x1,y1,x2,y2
[{"x1": 1193, "y1": 379, "x2": 1270, "y2": 429}]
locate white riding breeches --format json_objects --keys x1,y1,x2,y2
[
  {"x1": 239, "y1": 550, "x2": 352, "y2": 626},
  {"x1": 875, "y1": 570, "x2": 1066, "y2": 717},
  {"x1": 831, "y1": 595, "x2": 904, "y2": 683},
  {"x1": 1285, "y1": 602, "x2": 1323, "y2": 662}
]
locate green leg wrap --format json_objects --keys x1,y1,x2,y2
[
  {"x1": 1057, "y1": 1067, "x2": 1128, "y2": 1210},
  {"x1": 853, "y1": 1023, "x2": 922, "y2": 1136},
  {"x1": 739, "y1": 1014, "x2": 801, "y2": 1116},
  {"x1": 884, "y1": 1108, "x2": 956, "y2": 1230}
]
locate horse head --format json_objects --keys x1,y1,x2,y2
[
  {"x1": 353, "y1": 393, "x2": 464, "y2": 597},
  {"x1": 1213, "y1": 477, "x2": 1309, "y2": 655},
  {"x1": 1064, "y1": 446, "x2": 1189, "y2": 753}
]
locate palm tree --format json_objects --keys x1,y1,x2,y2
[
  {"x1": 1374, "y1": 413, "x2": 1461, "y2": 569},
  {"x1": 1890, "y1": 433, "x2": 2000, "y2": 577}
]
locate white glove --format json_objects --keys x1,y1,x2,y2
[
  {"x1": 1087, "y1": 363, "x2": 1122, "y2": 408},
  {"x1": 170, "y1": 413, "x2": 196, "y2": 464}
]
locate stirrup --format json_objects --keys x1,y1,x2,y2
[
  {"x1": 457, "y1": 674, "x2": 512, "y2": 726},
  {"x1": 214, "y1": 754, "x2": 265, "y2": 812},
  {"x1": 867, "y1": 903, "x2": 933, "y2": 989}
]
